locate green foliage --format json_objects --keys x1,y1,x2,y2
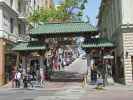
[
  {"x1": 77, "y1": 11, "x2": 83, "y2": 17},
  {"x1": 83, "y1": 0, "x2": 88, "y2": 3},
  {"x1": 27, "y1": 10, "x2": 41, "y2": 23},
  {"x1": 28, "y1": 7, "x2": 70, "y2": 23},
  {"x1": 63, "y1": 0, "x2": 78, "y2": 8},
  {"x1": 80, "y1": 4, "x2": 85, "y2": 10},
  {"x1": 27, "y1": 0, "x2": 83, "y2": 24}
]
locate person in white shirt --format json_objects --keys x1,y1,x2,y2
[{"x1": 15, "y1": 71, "x2": 21, "y2": 88}]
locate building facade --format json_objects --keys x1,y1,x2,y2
[
  {"x1": 98, "y1": 0, "x2": 133, "y2": 85},
  {"x1": 0, "y1": 0, "x2": 28, "y2": 85},
  {"x1": 26, "y1": 0, "x2": 54, "y2": 15},
  {"x1": 0, "y1": 0, "x2": 54, "y2": 85}
]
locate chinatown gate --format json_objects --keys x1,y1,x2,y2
[{"x1": 10, "y1": 22, "x2": 114, "y2": 85}]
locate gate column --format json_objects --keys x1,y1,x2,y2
[{"x1": 0, "y1": 39, "x2": 5, "y2": 85}]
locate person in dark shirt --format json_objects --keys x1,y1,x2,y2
[
  {"x1": 23, "y1": 76, "x2": 28, "y2": 88},
  {"x1": 27, "y1": 72, "x2": 33, "y2": 88}
]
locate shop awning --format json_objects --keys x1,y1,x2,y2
[
  {"x1": 30, "y1": 22, "x2": 97, "y2": 38},
  {"x1": 81, "y1": 38, "x2": 114, "y2": 48},
  {"x1": 12, "y1": 41, "x2": 47, "y2": 51}
]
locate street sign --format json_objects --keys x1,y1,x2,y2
[{"x1": 103, "y1": 55, "x2": 114, "y2": 59}]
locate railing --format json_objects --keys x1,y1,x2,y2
[{"x1": 0, "y1": 30, "x2": 28, "y2": 42}]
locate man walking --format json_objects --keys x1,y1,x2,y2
[{"x1": 15, "y1": 71, "x2": 21, "y2": 88}]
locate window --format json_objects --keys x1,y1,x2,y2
[
  {"x1": 3, "y1": 15, "x2": 8, "y2": 26},
  {"x1": 18, "y1": 24, "x2": 21, "y2": 34},
  {"x1": 10, "y1": 18, "x2": 14, "y2": 33},
  {"x1": 10, "y1": 0, "x2": 13, "y2": 7},
  {"x1": 34, "y1": 0, "x2": 36, "y2": 7},
  {"x1": 18, "y1": 23, "x2": 26, "y2": 35},
  {"x1": 18, "y1": 0, "x2": 21, "y2": 13},
  {"x1": 131, "y1": 56, "x2": 133, "y2": 80}
]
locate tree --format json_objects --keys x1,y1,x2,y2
[
  {"x1": 27, "y1": 0, "x2": 86, "y2": 24},
  {"x1": 27, "y1": 6, "x2": 70, "y2": 23},
  {"x1": 28, "y1": 10, "x2": 40, "y2": 23}
]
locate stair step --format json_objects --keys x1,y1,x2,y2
[{"x1": 50, "y1": 78, "x2": 83, "y2": 82}]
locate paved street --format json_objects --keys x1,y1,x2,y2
[
  {"x1": 64, "y1": 57, "x2": 87, "y2": 74},
  {"x1": 50, "y1": 57, "x2": 87, "y2": 82},
  {"x1": 0, "y1": 57, "x2": 133, "y2": 100},
  {"x1": 1, "y1": 83, "x2": 133, "y2": 100}
]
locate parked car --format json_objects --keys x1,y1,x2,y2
[{"x1": 82, "y1": 55, "x2": 86, "y2": 59}]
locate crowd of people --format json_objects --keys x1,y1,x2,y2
[
  {"x1": 91, "y1": 60, "x2": 113, "y2": 86},
  {"x1": 11, "y1": 70, "x2": 44, "y2": 88}
]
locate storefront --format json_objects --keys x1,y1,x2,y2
[
  {"x1": 12, "y1": 41, "x2": 50, "y2": 81},
  {"x1": 82, "y1": 37, "x2": 114, "y2": 85}
]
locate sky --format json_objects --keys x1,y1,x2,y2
[
  {"x1": 53, "y1": 0, "x2": 101, "y2": 26},
  {"x1": 84, "y1": 0, "x2": 101, "y2": 26}
]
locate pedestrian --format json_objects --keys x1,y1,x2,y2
[
  {"x1": 15, "y1": 71, "x2": 21, "y2": 88},
  {"x1": 23, "y1": 75, "x2": 28, "y2": 88},
  {"x1": 40, "y1": 69, "x2": 45, "y2": 88},
  {"x1": 27, "y1": 72, "x2": 33, "y2": 88},
  {"x1": 91, "y1": 64, "x2": 97, "y2": 84},
  {"x1": 11, "y1": 69, "x2": 16, "y2": 88},
  {"x1": 93, "y1": 70, "x2": 97, "y2": 83}
]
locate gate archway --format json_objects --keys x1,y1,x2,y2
[{"x1": 12, "y1": 22, "x2": 114, "y2": 85}]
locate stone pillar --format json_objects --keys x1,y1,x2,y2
[
  {"x1": 124, "y1": 56, "x2": 133, "y2": 85},
  {"x1": 40, "y1": 55, "x2": 44, "y2": 79},
  {"x1": 0, "y1": 39, "x2": 5, "y2": 85},
  {"x1": 86, "y1": 53, "x2": 91, "y2": 83},
  {"x1": 114, "y1": 50, "x2": 119, "y2": 81},
  {"x1": 123, "y1": 33, "x2": 133, "y2": 85},
  {"x1": 16, "y1": 53, "x2": 20, "y2": 70},
  {"x1": 22, "y1": 56, "x2": 26, "y2": 75}
]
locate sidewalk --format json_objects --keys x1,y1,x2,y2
[
  {"x1": 84, "y1": 82, "x2": 133, "y2": 92},
  {"x1": 0, "y1": 81, "x2": 81, "y2": 91},
  {"x1": 35, "y1": 84, "x2": 86, "y2": 100},
  {"x1": 1, "y1": 81, "x2": 133, "y2": 100}
]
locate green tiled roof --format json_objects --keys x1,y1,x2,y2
[
  {"x1": 81, "y1": 38, "x2": 114, "y2": 48},
  {"x1": 30, "y1": 22, "x2": 97, "y2": 37},
  {"x1": 12, "y1": 41, "x2": 46, "y2": 51}
]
